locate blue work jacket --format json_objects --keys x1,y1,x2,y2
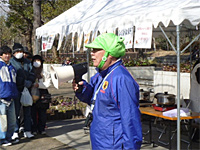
[
  {"x1": 76, "y1": 60, "x2": 142, "y2": 150},
  {"x1": 0, "y1": 58, "x2": 18, "y2": 101}
]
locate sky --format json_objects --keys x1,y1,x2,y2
[{"x1": 0, "y1": 0, "x2": 9, "y2": 17}]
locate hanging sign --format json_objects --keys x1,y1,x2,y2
[
  {"x1": 134, "y1": 23, "x2": 152, "y2": 49},
  {"x1": 118, "y1": 27, "x2": 133, "y2": 49},
  {"x1": 41, "y1": 36, "x2": 48, "y2": 51},
  {"x1": 46, "y1": 35, "x2": 55, "y2": 50}
]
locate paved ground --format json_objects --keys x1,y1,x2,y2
[{"x1": 1, "y1": 83, "x2": 199, "y2": 150}]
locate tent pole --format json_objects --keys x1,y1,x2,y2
[
  {"x1": 181, "y1": 32, "x2": 200, "y2": 54},
  {"x1": 176, "y1": 25, "x2": 181, "y2": 150},
  {"x1": 159, "y1": 25, "x2": 176, "y2": 52}
]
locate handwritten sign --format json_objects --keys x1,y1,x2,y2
[{"x1": 134, "y1": 23, "x2": 152, "y2": 49}]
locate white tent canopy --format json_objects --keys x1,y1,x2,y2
[{"x1": 36, "y1": 0, "x2": 200, "y2": 38}]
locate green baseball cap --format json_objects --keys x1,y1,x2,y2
[{"x1": 85, "y1": 33, "x2": 126, "y2": 58}]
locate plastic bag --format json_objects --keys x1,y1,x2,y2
[
  {"x1": 31, "y1": 87, "x2": 40, "y2": 102},
  {"x1": 20, "y1": 87, "x2": 33, "y2": 106},
  {"x1": 0, "y1": 113, "x2": 7, "y2": 139}
]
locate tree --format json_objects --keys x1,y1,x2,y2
[
  {"x1": 32, "y1": 0, "x2": 41, "y2": 55},
  {"x1": 5, "y1": 0, "x2": 81, "y2": 55},
  {"x1": 6, "y1": 0, "x2": 33, "y2": 52},
  {"x1": 0, "y1": 16, "x2": 14, "y2": 47}
]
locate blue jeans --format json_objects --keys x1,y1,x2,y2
[
  {"x1": 14, "y1": 93, "x2": 32, "y2": 132},
  {"x1": 0, "y1": 100, "x2": 16, "y2": 142}
]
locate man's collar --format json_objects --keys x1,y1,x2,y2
[{"x1": 96, "y1": 59, "x2": 122, "y2": 77}]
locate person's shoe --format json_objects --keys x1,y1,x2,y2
[
  {"x1": 19, "y1": 127, "x2": 24, "y2": 133},
  {"x1": 11, "y1": 132, "x2": 19, "y2": 140},
  {"x1": 1, "y1": 140, "x2": 12, "y2": 147},
  {"x1": 12, "y1": 139, "x2": 19, "y2": 144},
  {"x1": 41, "y1": 131, "x2": 46, "y2": 135},
  {"x1": 24, "y1": 131, "x2": 34, "y2": 138}
]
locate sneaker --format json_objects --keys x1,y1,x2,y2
[
  {"x1": 12, "y1": 139, "x2": 19, "y2": 144},
  {"x1": 41, "y1": 131, "x2": 46, "y2": 135},
  {"x1": 1, "y1": 140, "x2": 12, "y2": 147},
  {"x1": 24, "y1": 131, "x2": 34, "y2": 138},
  {"x1": 19, "y1": 127, "x2": 24, "y2": 133},
  {"x1": 11, "y1": 132, "x2": 19, "y2": 140}
]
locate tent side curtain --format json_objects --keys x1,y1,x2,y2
[{"x1": 36, "y1": 0, "x2": 200, "y2": 40}]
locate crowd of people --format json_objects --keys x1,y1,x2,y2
[
  {"x1": 0, "y1": 43, "x2": 51, "y2": 146},
  {"x1": 1, "y1": 33, "x2": 199, "y2": 149},
  {"x1": 0, "y1": 34, "x2": 143, "y2": 149}
]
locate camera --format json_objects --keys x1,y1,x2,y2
[{"x1": 84, "y1": 112, "x2": 93, "y2": 128}]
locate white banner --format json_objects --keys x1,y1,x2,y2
[
  {"x1": 41, "y1": 36, "x2": 48, "y2": 51},
  {"x1": 118, "y1": 27, "x2": 133, "y2": 49},
  {"x1": 83, "y1": 32, "x2": 91, "y2": 51},
  {"x1": 107, "y1": 28, "x2": 116, "y2": 34},
  {"x1": 134, "y1": 23, "x2": 152, "y2": 49},
  {"x1": 57, "y1": 26, "x2": 65, "y2": 50},
  {"x1": 77, "y1": 32, "x2": 83, "y2": 51},
  {"x1": 46, "y1": 35, "x2": 55, "y2": 50},
  {"x1": 71, "y1": 32, "x2": 75, "y2": 55},
  {"x1": 91, "y1": 30, "x2": 98, "y2": 42}
]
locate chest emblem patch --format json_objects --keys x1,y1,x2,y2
[{"x1": 102, "y1": 81, "x2": 109, "y2": 90}]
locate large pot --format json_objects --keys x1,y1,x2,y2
[
  {"x1": 154, "y1": 92, "x2": 175, "y2": 105},
  {"x1": 139, "y1": 89, "x2": 150, "y2": 101}
]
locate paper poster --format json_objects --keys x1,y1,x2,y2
[
  {"x1": 83, "y1": 32, "x2": 91, "y2": 51},
  {"x1": 134, "y1": 23, "x2": 152, "y2": 49},
  {"x1": 46, "y1": 35, "x2": 55, "y2": 50},
  {"x1": 41, "y1": 36, "x2": 48, "y2": 51},
  {"x1": 77, "y1": 32, "x2": 83, "y2": 51},
  {"x1": 118, "y1": 27, "x2": 133, "y2": 49}
]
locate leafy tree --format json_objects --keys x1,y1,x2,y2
[
  {"x1": 0, "y1": 16, "x2": 14, "y2": 47},
  {"x1": 6, "y1": 0, "x2": 33, "y2": 52},
  {"x1": 41, "y1": 0, "x2": 81, "y2": 23},
  {"x1": 4, "y1": 0, "x2": 81, "y2": 54}
]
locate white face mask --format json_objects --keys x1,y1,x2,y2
[
  {"x1": 15, "y1": 52, "x2": 23, "y2": 59},
  {"x1": 33, "y1": 61, "x2": 41, "y2": 68}
]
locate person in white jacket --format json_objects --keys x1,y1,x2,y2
[
  {"x1": 31, "y1": 55, "x2": 51, "y2": 135},
  {"x1": 189, "y1": 59, "x2": 200, "y2": 142}
]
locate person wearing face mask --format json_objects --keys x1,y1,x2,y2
[
  {"x1": 10, "y1": 43, "x2": 35, "y2": 142},
  {"x1": 72, "y1": 33, "x2": 142, "y2": 150},
  {"x1": 31, "y1": 55, "x2": 51, "y2": 135}
]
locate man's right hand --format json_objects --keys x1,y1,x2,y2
[{"x1": 72, "y1": 79, "x2": 84, "y2": 92}]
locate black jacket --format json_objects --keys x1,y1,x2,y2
[{"x1": 10, "y1": 57, "x2": 35, "y2": 92}]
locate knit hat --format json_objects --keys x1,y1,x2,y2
[
  {"x1": 23, "y1": 46, "x2": 29, "y2": 53},
  {"x1": 85, "y1": 33, "x2": 125, "y2": 68},
  {"x1": 32, "y1": 55, "x2": 44, "y2": 65},
  {"x1": 12, "y1": 43, "x2": 24, "y2": 54}
]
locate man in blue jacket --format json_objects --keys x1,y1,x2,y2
[
  {"x1": 10, "y1": 43, "x2": 35, "y2": 142},
  {"x1": 0, "y1": 46, "x2": 18, "y2": 146},
  {"x1": 73, "y1": 33, "x2": 142, "y2": 150}
]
